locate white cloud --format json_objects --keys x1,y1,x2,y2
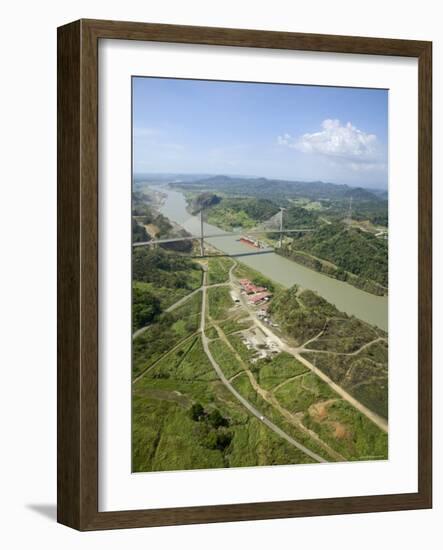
[
  {"x1": 277, "y1": 133, "x2": 294, "y2": 146},
  {"x1": 278, "y1": 119, "x2": 384, "y2": 171}
]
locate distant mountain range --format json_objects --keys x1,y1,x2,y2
[
  {"x1": 134, "y1": 173, "x2": 387, "y2": 198},
  {"x1": 146, "y1": 174, "x2": 385, "y2": 203}
]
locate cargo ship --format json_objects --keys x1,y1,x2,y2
[{"x1": 239, "y1": 235, "x2": 265, "y2": 249}]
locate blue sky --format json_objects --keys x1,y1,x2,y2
[{"x1": 133, "y1": 77, "x2": 388, "y2": 189}]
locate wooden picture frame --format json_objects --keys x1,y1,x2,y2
[{"x1": 57, "y1": 18, "x2": 432, "y2": 530}]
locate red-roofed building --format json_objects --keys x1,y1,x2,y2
[
  {"x1": 239, "y1": 278, "x2": 267, "y2": 294},
  {"x1": 248, "y1": 292, "x2": 272, "y2": 304}
]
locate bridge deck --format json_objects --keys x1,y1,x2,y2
[{"x1": 133, "y1": 228, "x2": 314, "y2": 247}]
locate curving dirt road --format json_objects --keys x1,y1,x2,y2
[
  {"x1": 200, "y1": 268, "x2": 327, "y2": 464},
  {"x1": 231, "y1": 269, "x2": 388, "y2": 434}
]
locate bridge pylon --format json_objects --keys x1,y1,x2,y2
[
  {"x1": 278, "y1": 207, "x2": 286, "y2": 248},
  {"x1": 200, "y1": 209, "x2": 205, "y2": 257}
]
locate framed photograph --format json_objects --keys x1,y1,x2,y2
[{"x1": 57, "y1": 19, "x2": 432, "y2": 530}]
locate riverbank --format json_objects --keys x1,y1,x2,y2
[
  {"x1": 145, "y1": 183, "x2": 388, "y2": 331},
  {"x1": 276, "y1": 246, "x2": 388, "y2": 297}
]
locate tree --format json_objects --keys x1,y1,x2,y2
[
  {"x1": 191, "y1": 192, "x2": 221, "y2": 214},
  {"x1": 216, "y1": 431, "x2": 232, "y2": 451},
  {"x1": 313, "y1": 259, "x2": 322, "y2": 272},
  {"x1": 132, "y1": 287, "x2": 161, "y2": 330},
  {"x1": 132, "y1": 217, "x2": 150, "y2": 243},
  {"x1": 208, "y1": 408, "x2": 228, "y2": 429},
  {"x1": 202, "y1": 430, "x2": 218, "y2": 450},
  {"x1": 190, "y1": 402, "x2": 205, "y2": 422}
]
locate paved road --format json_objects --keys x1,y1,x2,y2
[{"x1": 200, "y1": 269, "x2": 327, "y2": 464}]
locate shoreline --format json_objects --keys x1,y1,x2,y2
[{"x1": 139, "y1": 182, "x2": 388, "y2": 331}]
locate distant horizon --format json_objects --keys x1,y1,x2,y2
[
  {"x1": 132, "y1": 77, "x2": 388, "y2": 189},
  {"x1": 133, "y1": 171, "x2": 388, "y2": 193},
  {"x1": 133, "y1": 77, "x2": 388, "y2": 189}
]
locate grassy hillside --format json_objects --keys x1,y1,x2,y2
[
  {"x1": 268, "y1": 285, "x2": 388, "y2": 418},
  {"x1": 132, "y1": 256, "x2": 388, "y2": 472}
]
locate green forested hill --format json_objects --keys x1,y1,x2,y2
[
  {"x1": 132, "y1": 248, "x2": 202, "y2": 331},
  {"x1": 282, "y1": 206, "x2": 318, "y2": 228},
  {"x1": 189, "y1": 192, "x2": 222, "y2": 213},
  {"x1": 194, "y1": 195, "x2": 280, "y2": 230},
  {"x1": 175, "y1": 176, "x2": 388, "y2": 226},
  {"x1": 283, "y1": 223, "x2": 388, "y2": 288},
  {"x1": 133, "y1": 247, "x2": 201, "y2": 289},
  {"x1": 175, "y1": 175, "x2": 377, "y2": 201},
  {"x1": 269, "y1": 286, "x2": 344, "y2": 344}
]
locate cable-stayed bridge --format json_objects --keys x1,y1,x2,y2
[
  {"x1": 133, "y1": 228, "x2": 313, "y2": 247},
  {"x1": 133, "y1": 207, "x2": 314, "y2": 256}
]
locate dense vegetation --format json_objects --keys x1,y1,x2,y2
[
  {"x1": 174, "y1": 175, "x2": 386, "y2": 222},
  {"x1": 174, "y1": 175, "x2": 377, "y2": 201},
  {"x1": 132, "y1": 248, "x2": 202, "y2": 331},
  {"x1": 132, "y1": 254, "x2": 388, "y2": 472},
  {"x1": 131, "y1": 182, "x2": 389, "y2": 470},
  {"x1": 132, "y1": 217, "x2": 150, "y2": 243},
  {"x1": 132, "y1": 285, "x2": 161, "y2": 331},
  {"x1": 133, "y1": 247, "x2": 201, "y2": 289},
  {"x1": 269, "y1": 286, "x2": 345, "y2": 345},
  {"x1": 322, "y1": 191, "x2": 388, "y2": 226},
  {"x1": 132, "y1": 375, "x2": 316, "y2": 472},
  {"x1": 191, "y1": 194, "x2": 280, "y2": 230},
  {"x1": 280, "y1": 223, "x2": 388, "y2": 290},
  {"x1": 281, "y1": 205, "x2": 318, "y2": 228},
  {"x1": 189, "y1": 192, "x2": 221, "y2": 213},
  {"x1": 133, "y1": 292, "x2": 202, "y2": 378}
]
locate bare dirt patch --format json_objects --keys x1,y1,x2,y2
[
  {"x1": 330, "y1": 421, "x2": 349, "y2": 440},
  {"x1": 308, "y1": 400, "x2": 350, "y2": 440},
  {"x1": 309, "y1": 400, "x2": 335, "y2": 422},
  {"x1": 144, "y1": 223, "x2": 159, "y2": 238}
]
